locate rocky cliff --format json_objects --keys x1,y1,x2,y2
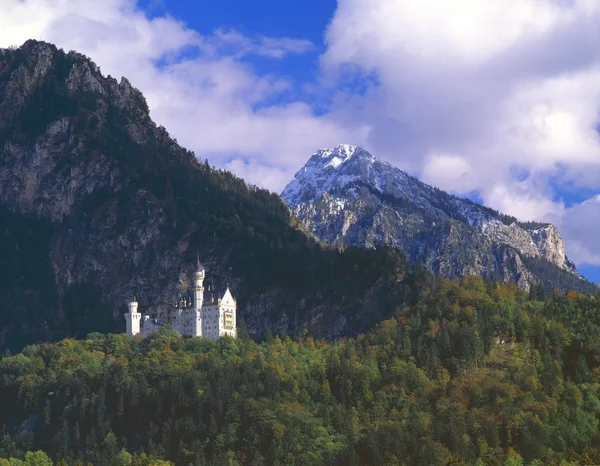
[
  {"x1": 282, "y1": 144, "x2": 587, "y2": 292},
  {"x1": 0, "y1": 41, "x2": 417, "y2": 350}
]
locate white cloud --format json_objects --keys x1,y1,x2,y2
[
  {"x1": 208, "y1": 29, "x2": 314, "y2": 59},
  {"x1": 225, "y1": 158, "x2": 297, "y2": 192},
  {"x1": 421, "y1": 154, "x2": 475, "y2": 195},
  {"x1": 0, "y1": 0, "x2": 356, "y2": 194},
  {"x1": 323, "y1": 0, "x2": 600, "y2": 67},
  {"x1": 486, "y1": 183, "x2": 565, "y2": 223},
  {"x1": 559, "y1": 195, "x2": 600, "y2": 265},
  {"x1": 322, "y1": 0, "x2": 600, "y2": 267}
]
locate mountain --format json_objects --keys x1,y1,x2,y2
[
  {"x1": 282, "y1": 144, "x2": 594, "y2": 293},
  {"x1": 0, "y1": 41, "x2": 418, "y2": 351}
]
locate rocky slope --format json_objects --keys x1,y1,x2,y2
[
  {"x1": 282, "y1": 144, "x2": 587, "y2": 291},
  {"x1": 0, "y1": 41, "x2": 417, "y2": 350}
]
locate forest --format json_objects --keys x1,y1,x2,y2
[{"x1": 2, "y1": 275, "x2": 600, "y2": 465}]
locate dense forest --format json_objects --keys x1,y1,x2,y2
[{"x1": 3, "y1": 274, "x2": 600, "y2": 465}]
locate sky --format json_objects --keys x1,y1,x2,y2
[{"x1": 1, "y1": 0, "x2": 600, "y2": 282}]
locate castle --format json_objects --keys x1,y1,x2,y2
[{"x1": 124, "y1": 261, "x2": 237, "y2": 340}]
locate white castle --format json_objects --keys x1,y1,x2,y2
[{"x1": 124, "y1": 261, "x2": 237, "y2": 340}]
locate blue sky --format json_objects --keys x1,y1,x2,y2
[
  {"x1": 1, "y1": 0, "x2": 600, "y2": 283},
  {"x1": 142, "y1": 0, "x2": 336, "y2": 45},
  {"x1": 140, "y1": 0, "x2": 372, "y2": 115},
  {"x1": 141, "y1": 0, "x2": 334, "y2": 89}
]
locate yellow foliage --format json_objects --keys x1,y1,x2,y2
[{"x1": 566, "y1": 290, "x2": 579, "y2": 301}]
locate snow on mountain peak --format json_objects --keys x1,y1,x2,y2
[
  {"x1": 282, "y1": 144, "x2": 489, "y2": 224},
  {"x1": 282, "y1": 144, "x2": 374, "y2": 206},
  {"x1": 334, "y1": 143, "x2": 358, "y2": 157},
  {"x1": 316, "y1": 144, "x2": 360, "y2": 169}
]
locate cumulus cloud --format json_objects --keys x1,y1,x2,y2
[
  {"x1": 421, "y1": 154, "x2": 475, "y2": 195},
  {"x1": 559, "y1": 196, "x2": 600, "y2": 265},
  {"x1": 0, "y1": 0, "x2": 356, "y2": 193},
  {"x1": 322, "y1": 0, "x2": 600, "y2": 266},
  {"x1": 224, "y1": 158, "x2": 297, "y2": 191}
]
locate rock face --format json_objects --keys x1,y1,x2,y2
[
  {"x1": 0, "y1": 41, "x2": 325, "y2": 349},
  {"x1": 282, "y1": 144, "x2": 581, "y2": 291},
  {"x1": 0, "y1": 41, "x2": 203, "y2": 348},
  {"x1": 0, "y1": 41, "x2": 421, "y2": 350}
]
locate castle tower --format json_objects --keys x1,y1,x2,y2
[
  {"x1": 219, "y1": 285, "x2": 237, "y2": 339},
  {"x1": 192, "y1": 257, "x2": 205, "y2": 337},
  {"x1": 125, "y1": 298, "x2": 141, "y2": 337},
  {"x1": 194, "y1": 257, "x2": 205, "y2": 311}
]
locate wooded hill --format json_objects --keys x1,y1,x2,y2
[{"x1": 2, "y1": 275, "x2": 600, "y2": 465}]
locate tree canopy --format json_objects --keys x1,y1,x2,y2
[{"x1": 2, "y1": 276, "x2": 600, "y2": 465}]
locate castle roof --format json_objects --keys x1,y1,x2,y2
[{"x1": 203, "y1": 288, "x2": 227, "y2": 305}]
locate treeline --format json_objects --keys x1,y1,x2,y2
[
  {"x1": 2, "y1": 276, "x2": 600, "y2": 465},
  {"x1": 523, "y1": 256, "x2": 598, "y2": 297},
  {"x1": 0, "y1": 450, "x2": 172, "y2": 466}
]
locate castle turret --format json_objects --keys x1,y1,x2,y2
[
  {"x1": 125, "y1": 298, "x2": 141, "y2": 337},
  {"x1": 194, "y1": 257, "x2": 205, "y2": 311},
  {"x1": 188, "y1": 257, "x2": 205, "y2": 337}
]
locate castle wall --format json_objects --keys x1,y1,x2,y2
[
  {"x1": 142, "y1": 316, "x2": 161, "y2": 337},
  {"x1": 218, "y1": 289, "x2": 237, "y2": 338},
  {"x1": 202, "y1": 304, "x2": 219, "y2": 341}
]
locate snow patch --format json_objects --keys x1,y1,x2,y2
[{"x1": 326, "y1": 156, "x2": 345, "y2": 169}]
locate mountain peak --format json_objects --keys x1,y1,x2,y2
[
  {"x1": 282, "y1": 144, "x2": 384, "y2": 207},
  {"x1": 313, "y1": 144, "x2": 370, "y2": 168},
  {"x1": 317, "y1": 144, "x2": 359, "y2": 166},
  {"x1": 282, "y1": 145, "x2": 587, "y2": 292}
]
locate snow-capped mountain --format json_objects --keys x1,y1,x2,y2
[{"x1": 282, "y1": 144, "x2": 588, "y2": 292}]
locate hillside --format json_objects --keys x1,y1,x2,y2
[
  {"x1": 282, "y1": 145, "x2": 595, "y2": 294},
  {"x1": 2, "y1": 276, "x2": 600, "y2": 465},
  {"x1": 0, "y1": 40, "x2": 415, "y2": 351}
]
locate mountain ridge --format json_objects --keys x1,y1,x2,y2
[
  {"x1": 0, "y1": 40, "x2": 423, "y2": 351},
  {"x1": 282, "y1": 144, "x2": 589, "y2": 292}
]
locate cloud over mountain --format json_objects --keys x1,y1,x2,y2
[{"x1": 322, "y1": 0, "x2": 600, "y2": 266}]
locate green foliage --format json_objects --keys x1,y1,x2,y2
[
  {"x1": 0, "y1": 451, "x2": 52, "y2": 466},
  {"x1": 2, "y1": 276, "x2": 600, "y2": 465},
  {"x1": 0, "y1": 451, "x2": 173, "y2": 466},
  {"x1": 517, "y1": 221, "x2": 551, "y2": 231}
]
